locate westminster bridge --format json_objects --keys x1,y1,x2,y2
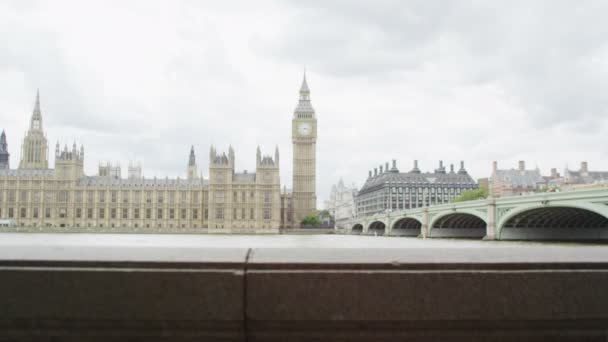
[{"x1": 349, "y1": 188, "x2": 608, "y2": 240}]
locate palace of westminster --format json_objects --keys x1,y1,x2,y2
[{"x1": 0, "y1": 75, "x2": 318, "y2": 233}]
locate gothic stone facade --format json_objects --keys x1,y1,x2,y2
[
  {"x1": 324, "y1": 179, "x2": 357, "y2": 229},
  {"x1": 0, "y1": 76, "x2": 317, "y2": 232}
]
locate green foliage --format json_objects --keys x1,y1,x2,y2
[
  {"x1": 317, "y1": 209, "x2": 333, "y2": 221},
  {"x1": 301, "y1": 214, "x2": 322, "y2": 227},
  {"x1": 452, "y1": 188, "x2": 488, "y2": 202}
]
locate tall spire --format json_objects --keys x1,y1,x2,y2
[
  {"x1": 189, "y1": 145, "x2": 196, "y2": 166},
  {"x1": 256, "y1": 146, "x2": 261, "y2": 165},
  {"x1": 0, "y1": 130, "x2": 6, "y2": 152},
  {"x1": 300, "y1": 68, "x2": 310, "y2": 95},
  {"x1": 294, "y1": 71, "x2": 315, "y2": 117},
  {"x1": 274, "y1": 145, "x2": 280, "y2": 166},
  {"x1": 30, "y1": 89, "x2": 43, "y2": 131},
  {"x1": 0, "y1": 130, "x2": 8, "y2": 169},
  {"x1": 33, "y1": 89, "x2": 41, "y2": 116}
]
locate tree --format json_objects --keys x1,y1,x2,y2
[
  {"x1": 452, "y1": 188, "x2": 488, "y2": 202},
  {"x1": 301, "y1": 214, "x2": 321, "y2": 227},
  {"x1": 317, "y1": 209, "x2": 334, "y2": 221}
]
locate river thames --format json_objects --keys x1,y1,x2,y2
[{"x1": 1, "y1": 232, "x2": 607, "y2": 249}]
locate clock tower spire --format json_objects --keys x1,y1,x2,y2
[{"x1": 292, "y1": 71, "x2": 317, "y2": 226}]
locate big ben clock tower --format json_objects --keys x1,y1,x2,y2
[{"x1": 292, "y1": 72, "x2": 317, "y2": 226}]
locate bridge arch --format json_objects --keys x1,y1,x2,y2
[
  {"x1": 498, "y1": 204, "x2": 608, "y2": 240},
  {"x1": 351, "y1": 223, "x2": 364, "y2": 234},
  {"x1": 429, "y1": 211, "x2": 487, "y2": 238},
  {"x1": 391, "y1": 217, "x2": 422, "y2": 237},
  {"x1": 367, "y1": 221, "x2": 386, "y2": 235}
]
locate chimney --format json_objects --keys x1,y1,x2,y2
[
  {"x1": 458, "y1": 161, "x2": 467, "y2": 174},
  {"x1": 414, "y1": 160, "x2": 418, "y2": 169},
  {"x1": 550, "y1": 168, "x2": 557, "y2": 179},
  {"x1": 439, "y1": 160, "x2": 444, "y2": 168},
  {"x1": 379, "y1": 165, "x2": 383, "y2": 173},
  {"x1": 385, "y1": 162, "x2": 389, "y2": 172},
  {"x1": 518, "y1": 160, "x2": 525, "y2": 171},
  {"x1": 374, "y1": 168, "x2": 378, "y2": 176},
  {"x1": 492, "y1": 161, "x2": 498, "y2": 173},
  {"x1": 390, "y1": 159, "x2": 399, "y2": 173},
  {"x1": 450, "y1": 164, "x2": 454, "y2": 173},
  {"x1": 581, "y1": 161, "x2": 588, "y2": 174},
  {"x1": 368, "y1": 170, "x2": 372, "y2": 178}
]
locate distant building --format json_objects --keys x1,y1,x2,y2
[
  {"x1": 280, "y1": 186, "x2": 293, "y2": 228},
  {"x1": 355, "y1": 160, "x2": 478, "y2": 218},
  {"x1": 324, "y1": 179, "x2": 357, "y2": 229},
  {"x1": 0, "y1": 74, "x2": 316, "y2": 232},
  {"x1": 491, "y1": 161, "x2": 608, "y2": 197},
  {"x1": 18, "y1": 90, "x2": 48, "y2": 170},
  {"x1": 490, "y1": 161, "x2": 545, "y2": 197},
  {"x1": 128, "y1": 162, "x2": 142, "y2": 180},
  {"x1": 563, "y1": 162, "x2": 608, "y2": 187},
  {"x1": 551, "y1": 162, "x2": 608, "y2": 191},
  {"x1": 98, "y1": 162, "x2": 121, "y2": 178}
]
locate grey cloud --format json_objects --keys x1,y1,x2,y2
[{"x1": 262, "y1": 1, "x2": 608, "y2": 129}]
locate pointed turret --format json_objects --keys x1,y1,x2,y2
[
  {"x1": 256, "y1": 146, "x2": 261, "y2": 165},
  {"x1": 274, "y1": 145, "x2": 280, "y2": 166},
  {"x1": 209, "y1": 145, "x2": 217, "y2": 164},
  {"x1": 300, "y1": 69, "x2": 310, "y2": 94},
  {"x1": 30, "y1": 89, "x2": 43, "y2": 131},
  {"x1": 294, "y1": 70, "x2": 315, "y2": 118},
  {"x1": 0, "y1": 130, "x2": 6, "y2": 152},
  {"x1": 20, "y1": 90, "x2": 49, "y2": 169},
  {"x1": 0, "y1": 130, "x2": 9, "y2": 169},
  {"x1": 187, "y1": 145, "x2": 198, "y2": 180},
  {"x1": 34, "y1": 89, "x2": 40, "y2": 113},
  {"x1": 189, "y1": 145, "x2": 196, "y2": 166},
  {"x1": 228, "y1": 145, "x2": 235, "y2": 167}
]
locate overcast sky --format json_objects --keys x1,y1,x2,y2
[{"x1": 1, "y1": 1, "x2": 608, "y2": 205}]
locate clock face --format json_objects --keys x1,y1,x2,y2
[{"x1": 298, "y1": 123, "x2": 311, "y2": 136}]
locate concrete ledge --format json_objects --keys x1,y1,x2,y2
[{"x1": 2, "y1": 245, "x2": 608, "y2": 341}]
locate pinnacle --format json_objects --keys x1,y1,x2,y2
[{"x1": 300, "y1": 70, "x2": 310, "y2": 93}]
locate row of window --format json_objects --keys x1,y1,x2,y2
[
  {"x1": 0, "y1": 190, "x2": 205, "y2": 204},
  {"x1": 215, "y1": 191, "x2": 273, "y2": 204},
  {"x1": 0, "y1": 189, "x2": 277, "y2": 205},
  {"x1": 3, "y1": 207, "x2": 276, "y2": 221},
  {"x1": 1, "y1": 207, "x2": 205, "y2": 220},
  {"x1": 215, "y1": 207, "x2": 273, "y2": 220}
]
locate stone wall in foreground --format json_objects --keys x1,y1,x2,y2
[{"x1": 1, "y1": 245, "x2": 608, "y2": 341}]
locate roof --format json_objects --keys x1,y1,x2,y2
[
  {"x1": 492, "y1": 169, "x2": 545, "y2": 187},
  {"x1": 358, "y1": 171, "x2": 477, "y2": 196},
  {"x1": 0, "y1": 169, "x2": 55, "y2": 177},
  {"x1": 76, "y1": 176, "x2": 208, "y2": 188},
  {"x1": 233, "y1": 172, "x2": 256, "y2": 182},
  {"x1": 565, "y1": 170, "x2": 608, "y2": 184},
  {"x1": 294, "y1": 73, "x2": 315, "y2": 114}
]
